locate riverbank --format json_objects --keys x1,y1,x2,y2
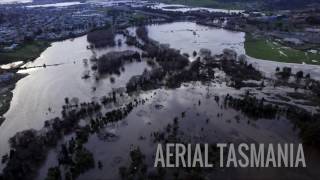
[
  {"x1": 0, "y1": 41, "x2": 50, "y2": 65},
  {"x1": 0, "y1": 27, "x2": 110, "y2": 123},
  {"x1": 0, "y1": 40, "x2": 53, "y2": 123},
  {"x1": 0, "y1": 73, "x2": 27, "y2": 125}
]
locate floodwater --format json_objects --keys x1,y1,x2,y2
[
  {"x1": 87, "y1": 0, "x2": 152, "y2": 8},
  {"x1": 1, "y1": 21, "x2": 320, "y2": 178},
  {"x1": 37, "y1": 82, "x2": 312, "y2": 180},
  {"x1": 26, "y1": 2, "x2": 83, "y2": 8},
  {"x1": 147, "y1": 21, "x2": 246, "y2": 59},
  {"x1": 0, "y1": 34, "x2": 148, "y2": 163},
  {"x1": 149, "y1": 3, "x2": 244, "y2": 13},
  {"x1": 0, "y1": 0, "x2": 31, "y2": 4},
  {"x1": 147, "y1": 22, "x2": 320, "y2": 79}
]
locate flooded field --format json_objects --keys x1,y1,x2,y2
[
  {"x1": 147, "y1": 22, "x2": 245, "y2": 59},
  {"x1": 35, "y1": 81, "x2": 320, "y2": 180},
  {"x1": 0, "y1": 0, "x2": 32, "y2": 4},
  {"x1": 149, "y1": 3, "x2": 244, "y2": 13},
  {"x1": 26, "y1": 2, "x2": 84, "y2": 8},
  {"x1": 0, "y1": 34, "x2": 148, "y2": 161},
  {"x1": 147, "y1": 22, "x2": 320, "y2": 79},
  {"x1": 1, "y1": 21, "x2": 320, "y2": 179}
]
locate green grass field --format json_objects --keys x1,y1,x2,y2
[
  {"x1": 0, "y1": 41, "x2": 50, "y2": 65},
  {"x1": 244, "y1": 34, "x2": 320, "y2": 65}
]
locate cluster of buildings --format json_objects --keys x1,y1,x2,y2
[
  {"x1": 245, "y1": 8, "x2": 320, "y2": 45},
  {"x1": 0, "y1": 4, "x2": 112, "y2": 50},
  {"x1": 199, "y1": 7, "x2": 320, "y2": 48},
  {"x1": 0, "y1": 1, "x2": 170, "y2": 52}
]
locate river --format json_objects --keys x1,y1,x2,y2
[{"x1": 0, "y1": 34, "x2": 147, "y2": 164}]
